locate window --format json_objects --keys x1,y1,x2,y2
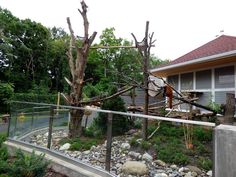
[
  {"x1": 181, "y1": 72, "x2": 193, "y2": 90},
  {"x1": 196, "y1": 70, "x2": 211, "y2": 89},
  {"x1": 215, "y1": 66, "x2": 235, "y2": 88},
  {"x1": 168, "y1": 75, "x2": 178, "y2": 90}
]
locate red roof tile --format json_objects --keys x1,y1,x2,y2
[{"x1": 161, "y1": 35, "x2": 236, "y2": 67}]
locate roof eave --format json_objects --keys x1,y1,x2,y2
[{"x1": 150, "y1": 50, "x2": 236, "y2": 73}]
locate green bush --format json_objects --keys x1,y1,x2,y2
[
  {"x1": 0, "y1": 159, "x2": 10, "y2": 174},
  {"x1": 157, "y1": 145, "x2": 189, "y2": 165},
  {"x1": 197, "y1": 156, "x2": 212, "y2": 170},
  {"x1": 0, "y1": 147, "x2": 8, "y2": 161},
  {"x1": 0, "y1": 133, "x2": 6, "y2": 146},
  {"x1": 130, "y1": 137, "x2": 139, "y2": 147},
  {"x1": 0, "y1": 82, "x2": 14, "y2": 113},
  {"x1": 194, "y1": 127, "x2": 212, "y2": 142},
  {"x1": 140, "y1": 140, "x2": 151, "y2": 150},
  {"x1": 95, "y1": 86, "x2": 131, "y2": 136},
  {"x1": 60, "y1": 137, "x2": 98, "y2": 151},
  {"x1": 70, "y1": 138, "x2": 98, "y2": 151},
  {"x1": 8, "y1": 150, "x2": 50, "y2": 177},
  {"x1": 12, "y1": 93, "x2": 59, "y2": 104}
]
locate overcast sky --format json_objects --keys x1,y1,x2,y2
[{"x1": 1, "y1": 0, "x2": 236, "y2": 60}]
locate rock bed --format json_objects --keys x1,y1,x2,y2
[{"x1": 28, "y1": 130, "x2": 212, "y2": 177}]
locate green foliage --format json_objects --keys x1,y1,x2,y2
[
  {"x1": 7, "y1": 150, "x2": 49, "y2": 177},
  {"x1": 59, "y1": 137, "x2": 99, "y2": 151},
  {"x1": 0, "y1": 133, "x2": 6, "y2": 146},
  {"x1": 0, "y1": 82, "x2": 14, "y2": 113},
  {"x1": 194, "y1": 127, "x2": 212, "y2": 142},
  {"x1": 140, "y1": 140, "x2": 151, "y2": 150},
  {"x1": 156, "y1": 142, "x2": 190, "y2": 165},
  {"x1": 94, "y1": 87, "x2": 131, "y2": 135},
  {"x1": 70, "y1": 139, "x2": 98, "y2": 151},
  {"x1": 197, "y1": 157, "x2": 212, "y2": 170},
  {"x1": 130, "y1": 137, "x2": 139, "y2": 147},
  {"x1": 0, "y1": 133, "x2": 8, "y2": 162},
  {"x1": 208, "y1": 100, "x2": 221, "y2": 114},
  {"x1": 0, "y1": 149, "x2": 49, "y2": 177},
  {"x1": 12, "y1": 93, "x2": 59, "y2": 104},
  {"x1": 155, "y1": 122, "x2": 184, "y2": 138},
  {"x1": 0, "y1": 147, "x2": 8, "y2": 161}
]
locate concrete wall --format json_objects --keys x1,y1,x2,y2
[{"x1": 214, "y1": 124, "x2": 236, "y2": 177}]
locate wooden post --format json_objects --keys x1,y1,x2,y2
[
  {"x1": 223, "y1": 93, "x2": 235, "y2": 124},
  {"x1": 47, "y1": 106, "x2": 54, "y2": 149},
  {"x1": 105, "y1": 113, "x2": 113, "y2": 172}
]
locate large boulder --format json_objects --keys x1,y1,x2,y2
[
  {"x1": 59, "y1": 143, "x2": 71, "y2": 151},
  {"x1": 121, "y1": 161, "x2": 149, "y2": 175}
]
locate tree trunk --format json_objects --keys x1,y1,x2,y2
[
  {"x1": 223, "y1": 93, "x2": 235, "y2": 124},
  {"x1": 69, "y1": 109, "x2": 84, "y2": 138}
]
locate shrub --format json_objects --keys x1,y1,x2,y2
[
  {"x1": 8, "y1": 150, "x2": 50, "y2": 177},
  {"x1": 0, "y1": 133, "x2": 6, "y2": 146},
  {"x1": 157, "y1": 146, "x2": 189, "y2": 165},
  {"x1": 70, "y1": 138, "x2": 98, "y2": 151},
  {"x1": 0, "y1": 147, "x2": 8, "y2": 161},
  {"x1": 194, "y1": 127, "x2": 212, "y2": 142},
  {"x1": 197, "y1": 156, "x2": 212, "y2": 170},
  {"x1": 140, "y1": 140, "x2": 151, "y2": 150},
  {"x1": 0, "y1": 82, "x2": 14, "y2": 113},
  {"x1": 95, "y1": 86, "x2": 131, "y2": 136},
  {"x1": 130, "y1": 137, "x2": 139, "y2": 147}
]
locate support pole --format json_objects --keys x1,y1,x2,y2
[
  {"x1": 105, "y1": 113, "x2": 113, "y2": 172},
  {"x1": 47, "y1": 106, "x2": 54, "y2": 149}
]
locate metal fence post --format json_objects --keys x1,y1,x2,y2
[
  {"x1": 30, "y1": 107, "x2": 35, "y2": 131},
  {"x1": 47, "y1": 106, "x2": 54, "y2": 149},
  {"x1": 7, "y1": 114, "x2": 11, "y2": 137},
  {"x1": 105, "y1": 113, "x2": 113, "y2": 172}
]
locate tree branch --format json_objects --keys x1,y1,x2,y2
[{"x1": 80, "y1": 86, "x2": 136, "y2": 105}]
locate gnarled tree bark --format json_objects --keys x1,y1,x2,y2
[{"x1": 66, "y1": 1, "x2": 97, "y2": 138}]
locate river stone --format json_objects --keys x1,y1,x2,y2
[
  {"x1": 154, "y1": 159, "x2": 166, "y2": 167},
  {"x1": 207, "y1": 170, "x2": 212, "y2": 176},
  {"x1": 59, "y1": 143, "x2": 71, "y2": 151},
  {"x1": 184, "y1": 172, "x2": 193, "y2": 177},
  {"x1": 186, "y1": 165, "x2": 202, "y2": 175},
  {"x1": 121, "y1": 142, "x2": 131, "y2": 150},
  {"x1": 179, "y1": 167, "x2": 190, "y2": 173},
  {"x1": 121, "y1": 161, "x2": 148, "y2": 175},
  {"x1": 142, "y1": 152, "x2": 153, "y2": 162},
  {"x1": 83, "y1": 150, "x2": 90, "y2": 155},
  {"x1": 170, "y1": 164, "x2": 178, "y2": 170},
  {"x1": 128, "y1": 151, "x2": 141, "y2": 159},
  {"x1": 154, "y1": 173, "x2": 168, "y2": 177}
]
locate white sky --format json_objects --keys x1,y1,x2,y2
[{"x1": 1, "y1": 0, "x2": 236, "y2": 60}]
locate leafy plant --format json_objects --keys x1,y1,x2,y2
[
  {"x1": 194, "y1": 127, "x2": 212, "y2": 142},
  {"x1": 95, "y1": 86, "x2": 131, "y2": 135},
  {"x1": 140, "y1": 140, "x2": 151, "y2": 150},
  {"x1": 6, "y1": 150, "x2": 50, "y2": 177},
  {"x1": 0, "y1": 82, "x2": 14, "y2": 113},
  {"x1": 70, "y1": 138, "x2": 98, "y2": 151},
  {"x1": 130, "y1": 137, "x2": 139, "y2": 147},
  {"x1": 197, "y1": 156, "x2": 212, "y2": 170}
]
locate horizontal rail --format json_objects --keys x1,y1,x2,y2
[{"x1": 11, "y1": 101, "x2": 216, "y2": 127}]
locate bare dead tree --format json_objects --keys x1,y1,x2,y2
[
  {"x1": 65, "y1": 1, "x2": 97, "y2": 138},
  {"x1": 65, "y1": 1, "x2": 139, "y2": 138},
  {"x1": 131, "y1": 21, "x2": 156, "y2": 140}
]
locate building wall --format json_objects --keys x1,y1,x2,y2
[{"x1": 167, "y1": 62, "x2": 236, "y2": 111}]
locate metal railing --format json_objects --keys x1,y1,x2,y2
[{"x1": 8, "y1": 101, "x2": 216, "y2": 175}]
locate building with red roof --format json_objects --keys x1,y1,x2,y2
[{"x1": 151, "y1": 35, "x2": 236, "y2": 110}]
